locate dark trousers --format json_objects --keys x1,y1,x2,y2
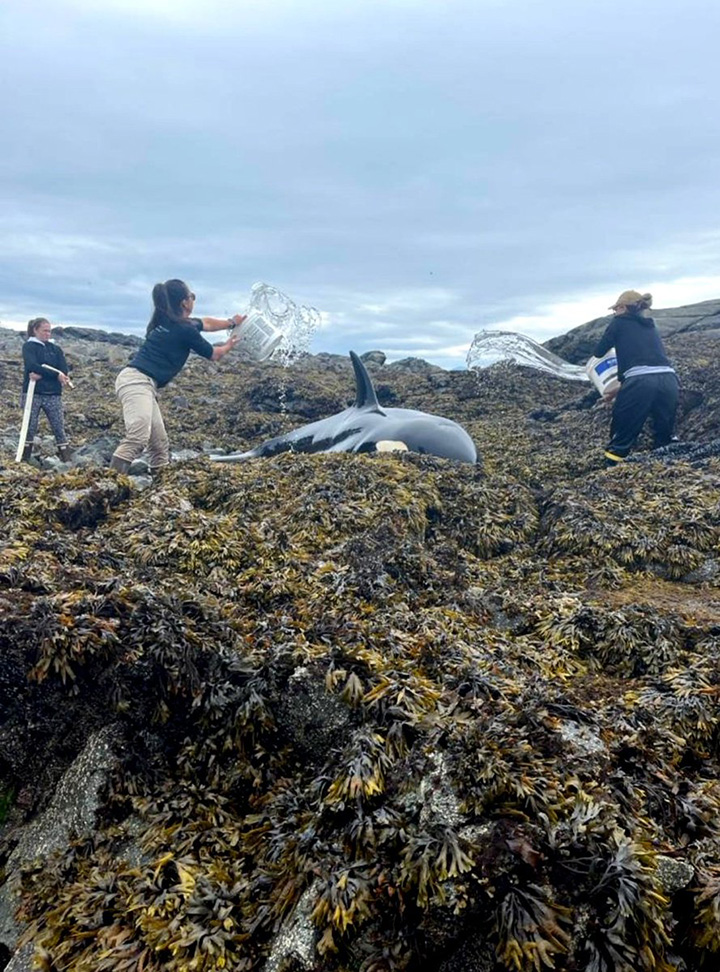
[
  {"x1": 21, "y1": 393, "x2": 68, "y2": 445},
  {"x1": 605, "y1": 372, "x2": 679, "y2": 463}
]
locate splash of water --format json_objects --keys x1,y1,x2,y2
[
  {"x1": 245, "y1": 282, "x2": 321, "y2": 368},
  {"x1": 466, "y1": 329, "x2": 589, "y2": 382},
  {"x1": 242, "y1": 283, "x2": 322, "y2": 421}
]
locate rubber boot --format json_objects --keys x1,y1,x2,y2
[
  {"x1": 21, "y1": 443, "x2": 33, "y2": 464},
  {"x1": 109, "y1": 455, "x2": 131, "y2": 474},
  {"x1": 58, "y1": 445, "x2": 73, "y2": 463}
]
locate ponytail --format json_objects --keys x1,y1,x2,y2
[
  {"x1": 146, "y1": 279, "x2": 192, "y2": 335},
  {"x1": 27, "y1": 317, "x2": 49, "y2": 337},
  {"x1": 610, "y1": 290, "x2": 653, "y2": 315}
]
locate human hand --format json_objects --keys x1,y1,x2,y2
[
  {"x1": 602, "y1": 387, "x2": 619, "y2": 406},
  {"x1": 30, "y1": 372, "x2": 42, "y2": 381},
  {"x1": 228, "y1": 314, "x2": 246, "y2": 330},
  {"x1": 59, "y1": 373, "x2": 70, "y2": 386}
]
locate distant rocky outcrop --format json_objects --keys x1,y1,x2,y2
[
  {"x1": 545, "y1": 297, "x2": 720, "y2": 362},
  {"x1": 50, "y1": 325, "x2": 143, "y2": 348},
  {"x1": 0, "y1": 325, "x2": 141, "y2": 378}
]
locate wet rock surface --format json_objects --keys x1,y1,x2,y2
[
  {"x1": 0, "y1": 729, "x2": 119, "y2": 961},
  {"x1": 0, "y1": 321, "x2": 719, "y2": 971}
]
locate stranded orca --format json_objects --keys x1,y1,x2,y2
[{"x1": 214, "y1": 351, "x2": 478, "y2": 464}]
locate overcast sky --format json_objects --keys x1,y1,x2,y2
[{"x1": 2, "y1": 0, "x2": 720, "y2": 366}]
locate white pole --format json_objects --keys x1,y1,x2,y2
[
  {"x1": 40, "y1": 364, "x2": 74, "y2": 388},
  {"x1": 16, "y1": 380, "x2": 36, "y2": 463}
]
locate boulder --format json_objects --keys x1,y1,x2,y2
[
  {"x1": 359, "y1": 350, "x2": 387, "y2": 365},
  {"x1": 386, "y1": 356, "x2": 444, "y2": 373}
]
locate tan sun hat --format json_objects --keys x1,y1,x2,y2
[{"x1": 609, "y1": 290, "x2": 652, "y2": 310}]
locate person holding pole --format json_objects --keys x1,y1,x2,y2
[
  {"x1": 20, "y1": 318, "x2": 72, "y2": 464},
  {"x1": 109, "y1": 279, "x2": 243, "y2": 475}
]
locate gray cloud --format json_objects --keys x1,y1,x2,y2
[{"x1": 2, "y1": 0, "x2": 720, "y2": 365}]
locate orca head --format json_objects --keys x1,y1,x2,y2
[{"x1": 370, "y1": 416, "x2": 477, "y2": 463}]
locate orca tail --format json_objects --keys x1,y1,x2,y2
[{"x1": 350, "y1": 351, "x2": 386, "y2": 414}]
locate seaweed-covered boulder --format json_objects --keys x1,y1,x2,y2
[{"x1": 0, "y1": 320, "x2": 719, "y2": 971}]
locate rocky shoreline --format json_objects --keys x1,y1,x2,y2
[{"x1": 0, "y1": 315, "x2": 719, "y2": 972}]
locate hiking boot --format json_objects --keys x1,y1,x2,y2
[
  {"x1": 21, "y1": 443, "x2": 33, "y2": 464},
  {"x1": 58, "y1": 445, "x2": 73, "y2": 463},
  {"x1": 109, "y1": 455, "x2": 131, "y2": 474}
]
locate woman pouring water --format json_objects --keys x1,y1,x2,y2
[
  {"x1": 109, "y1": 279, "x2": 244, "y2": 475},
  {"x1": 594, "y1": 290, "x2": 679, "y2": 466}
]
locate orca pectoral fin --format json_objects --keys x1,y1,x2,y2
[{"x1": 211, "y1": 452, "x2": 253, "y2": 462}]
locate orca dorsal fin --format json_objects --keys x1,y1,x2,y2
[{"x1": 350, "y1": 351, "x2": 386, "y2": 414}]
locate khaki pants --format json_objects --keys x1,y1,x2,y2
[{"x1": 112, "y1": 367, "x2": 170, "y2": 467}]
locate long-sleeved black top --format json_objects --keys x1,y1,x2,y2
[
  {"x1": 593, "y1": 312, "x2": 672, "y2": 380},
  {"x1": 22, "y1": 338, "x2": 70, "y2": 395}
]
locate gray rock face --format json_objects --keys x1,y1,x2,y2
[
  {"x1": 360, "y1": 350, "x2": 387, "y2": 365},
  {"x1": 274, "y1": 667, "x2": 353, "y2": 761},
  {"x1": 655, "y1": 855, "x2": 695, "y2": 894},
  {"x1": 6, "y1": 727, "x2": 117, "y2": 871},
  {"x1": 170, "y1": 448, "x2": 202, "y2": 463},
  {"x1": 681, "y1": 557, "x2": 720, "y2": 584},
  {"x1": 0, "y1": 727, "x2": 119, "y2": 956},
  {"x1": 386, "y1": 356, "x2": 444, "y2": 373},
  {"x1": 51, "y1": 325, "x2": 143, "y2": 348},
  {"x1": 417, "y1": 752, "x2": 464, "y2": 829},
  {"x1": 0, "y1": 324, "x2": 139, "y2": 378},
  {"x1": 129, "y1": 457, "x2": 150, "y2": 475},
  {"x1": 262, "y1": 886, "x2": 318, "y2": 972},
  {"x1": 558, "y1": 721, "x2": 607, "y2": 756},
  {"x1": 545, "y1": 299, "x2": 720, "y2": 363},
  {"x1": 71, "y1": 434, "x2": 120, "y2": 466},
  {"x1": 4, "y1": 942, "x2": 34, "y2": 972}
]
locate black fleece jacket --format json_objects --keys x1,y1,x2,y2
[
  {"x1": 22, "y1": 339, "x2": 70, "y2": 395},
  {"x1": 593, "y1": 312, "x2": 672, "y2": 380}
]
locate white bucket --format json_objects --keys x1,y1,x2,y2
[
  {"x1": 585, "y1": 349, "x2": 619, "y2": 396},
  {"x1": 231, "y1": 308, "x2": 284, "y2": 362}
]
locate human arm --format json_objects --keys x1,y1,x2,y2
[
  {"x1": 42, "y1": 366, "x2": 72, "y2": 386},
  {"x1": 23, "y1": 341, "x2": 44, "y2": 377},
  {"x1": 200, "y1": 314, "x2": 246, "y2": 333},
  {"x1": 602, "y1": 383, "x2": 620, "y2": 405},
  {"x1": 593, "y1": 319, "x2": 617, "y2": 359},
  {"x1": 184, "y1": 322, "x2": 239, "y2": 362},
  {"x1": 52, "y1": 348, "x2": 72, "y2": 385},
  {"x1": 211, "y1": 333, "x2": 239, "y2": 361}
]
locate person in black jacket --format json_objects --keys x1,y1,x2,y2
[
  {"x1": 593, "y1": 290, "x2": 678, "y2": 466},
  {"x1": 110, "y1": 279, "x2": 244, "y2": 474},
  {"x1": 21, "y1": 317, "x2": 72, "y2": 463}
]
